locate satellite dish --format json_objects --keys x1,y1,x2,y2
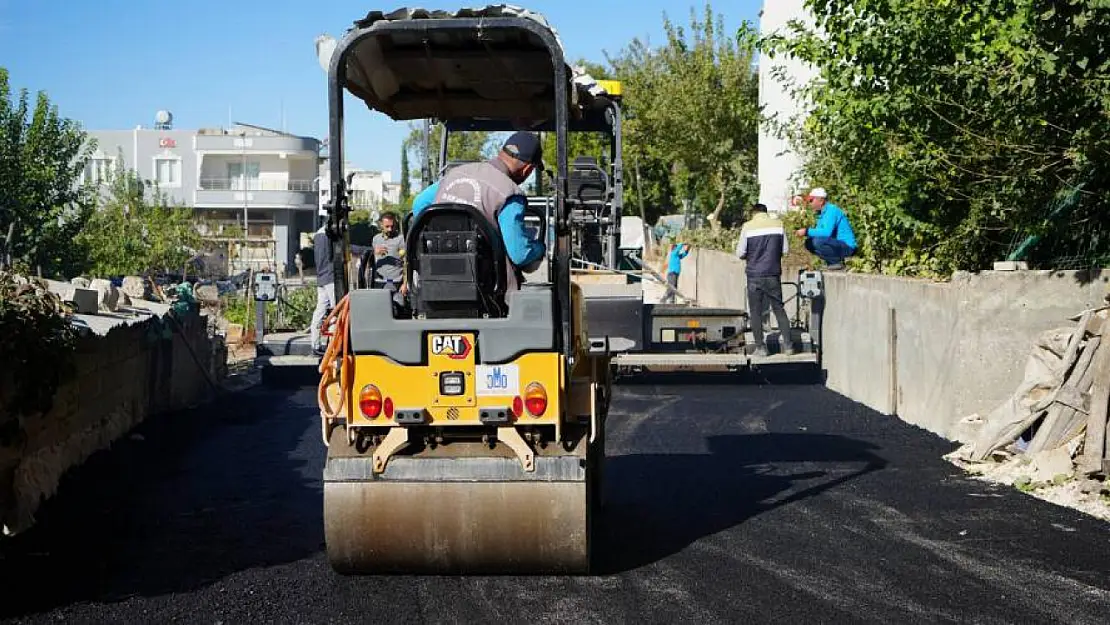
[
  {"x1": 155, "y1": 110, "x2": 172, "y2": 124},
  {"x1": 315, "y1": 34, "x2": 337, "y2": 74}
]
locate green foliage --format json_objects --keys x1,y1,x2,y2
[
  {"x1": 77, "y1": 153, "x2": 205, "y2": 277},
  {"x1": 220, "y1": 284, "x2": 315, "y2": 333},
  {"x1": 765, "y1": 0, "x2": 1110, "y2": 276},
  {"x1": 403, "y1": 123, "x2": 494, "y2": 186},
  {"x1": 0, "y1": 271, "x2": 78, "y2": 442},
  {"x1": 607, "y1": 4, "x2": 761, "y2": 229},
  {"x1": 399, "y1": 146, "x2": 411, "y2": 201},
  {"x1": 348, "y1": 209, "x2": 377, "y2": 247},
  {"x1": 0, "y1": 68, "x2": 95, "y2": 278}
]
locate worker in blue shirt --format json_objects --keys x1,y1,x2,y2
[
  {"x1": 662, "y1": 241, "x2": 690, "y2": 303},
  {"x1": 793, "y1": 187, "x2": 857, "y2": 270},
  {"x1": 409, "y1": 133, "x2": 545, "y2": 292}
]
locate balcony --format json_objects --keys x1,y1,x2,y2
[
  {"x1": 195, "y1": 178, "x2": 319, "y2": 209},
  {"x1": 194, "y1": 133, "x2": 320, "y2": 155}
]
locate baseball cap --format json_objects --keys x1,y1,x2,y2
[
  {"x1": 501, "y1": 131, "x2": 543, "y2": 165},
  {"x1": 808, "y1": 187, "x2": 828, "y2": 198}
]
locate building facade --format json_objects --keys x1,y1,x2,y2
[
  {"x1": 85, "y1": 113, "x2": 322, "y2": 277},
  {"x1": 757, "y1": 0, "x2": 820, "y2": 214},
  {"x1": 318, "y1": 166, "x2": 403, "y2": 219}
]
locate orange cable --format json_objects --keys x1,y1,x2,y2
[{"x1": 317, "y1": 294, "x2": 352, "y2": 421}]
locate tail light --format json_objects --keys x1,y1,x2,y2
[
  {"x1": 512, "y1": 396, "x2": 524, "y2": 418},
  {"x1": 359, "y1": 384, "x2": 382, "y2": 418},
  {"x1": 384, "y1": 397, "x2": 395, "y2": 419},
  {"x1": 523, "y1": 382, "x2": 547, "y2": 416}
]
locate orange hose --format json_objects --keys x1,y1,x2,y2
[{"x1": 317, "y1": 293, "x2": 352, "y2": 421}]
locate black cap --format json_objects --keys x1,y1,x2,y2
[{"x1": 501, "y1": 131, "x2": 543, "y2": 165}]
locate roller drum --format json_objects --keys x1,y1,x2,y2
[{"x1": 323, "y1": 440, "x2": 598, "y2": 575}]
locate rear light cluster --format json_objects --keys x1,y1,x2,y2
[
  {"x1": 361, "y1": 381, "x2": 547, "y2": 420},
  {"x1": 520, "y1": 382, "x2": 547, "y2": 417},
  {"x1": 359, "y1": 384, "x2": 393, "y2": 419}
]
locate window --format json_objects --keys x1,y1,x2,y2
[
  {"x1": 83, "y1": 158, "x2": 114, "y2": 185},
  {"x1": 228, "y1": 161, "x2": 261, "y2": 190},
  {"x1": 154, "y1": 157, "x2": 181, "y2": 187}
]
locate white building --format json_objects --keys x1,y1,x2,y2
[
  {"x1": 319, "y1": 166, "x2": 403, "y2": 219},
  {"x1": 758, "y1": 0, "x2": 820, "y2": 214},
  {"x1": 86, "y1": 113, "x2": 323, "y2": 276}
]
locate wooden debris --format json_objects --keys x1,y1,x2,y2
[
  {"x1": 964, "y1": 307, "x2": 1110, "y2": 466},
  {"x1": 1080, "y1": 316, "x2": 1110, "y2": 473}
]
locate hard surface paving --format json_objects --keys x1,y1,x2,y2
[{"x1": 3, "y1": 370, "x2": 1110, "y2": 624}]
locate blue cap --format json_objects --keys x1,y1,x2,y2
[{"x1": 501, "y1": 131, "x2": 543, "y2": 165}]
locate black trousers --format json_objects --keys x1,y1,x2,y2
[{"x1": 746, "y1": 274, "x2": 794, "y2": 349}]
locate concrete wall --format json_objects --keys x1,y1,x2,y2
[
  {"x1": 688, "y1": 249, "x2": 1110, "y2": 440},
  {"x1": 0, "y1": 304, "x2": 226, "y2": 535}
]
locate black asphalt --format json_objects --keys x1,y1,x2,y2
[{"x1": 3, "y1": 369, "x2": 1110, "y2": 624}]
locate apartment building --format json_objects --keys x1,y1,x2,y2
[{"x1": 84, "y1": 111, "x2": 323, "y2": 276}]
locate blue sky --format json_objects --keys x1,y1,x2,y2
[{"x1": 1, "y1": 0, "x2": 761, "y2": 177}]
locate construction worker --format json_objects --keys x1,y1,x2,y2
[
  {"x1": 368, "y1": 210, "x2": 407, "y2": 308},
  {"x1": 737, "y1": 203, "x2": 796, "y2": 356},
  {"x1": 310, "y1": 224, "x2": 335, "y2": 354},
  {"x1": 662, "y1": 241, "x2": 690, "y2": 304},
  {"x1": 794, "y1": 187, "x2": 857, "y2": 270},
  {"x1": 409, "y1": 131, "x2": 546, "y2": 292}
]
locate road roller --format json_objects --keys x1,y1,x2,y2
[{"x1": 314, "y1": 6, "x2": 613, "y2": 574}]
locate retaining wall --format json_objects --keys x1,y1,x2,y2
[
  {"x1": 0, "y1": 302, "x2": 226, "y2": 535},
  {"x1": 688, "y1": 249, "x2": 1110, "y2": 440}
]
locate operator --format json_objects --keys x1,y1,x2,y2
[
  {"x1": 793, "y1": 187, "x2": 857, "y2": 270},
  {"x1": 408, "y1": 131, "x2": 546, "y2": 293},
  {"x1": 368, "y1": 210, "x2": 407, "y2": 306},
  {"x1": 310, "y1": 224, "x2": 335, "y2": 354},
  {"x1": 736, "y1": 202, "x2": 796, "y2": 356}
]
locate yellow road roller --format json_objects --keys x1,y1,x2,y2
[{"x1": 314, "y1": 6, "x2": 613, "y2": 574}]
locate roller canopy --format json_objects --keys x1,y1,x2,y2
[{"x1": 317, "y1": 5, "x2": 617, "y2": 125}]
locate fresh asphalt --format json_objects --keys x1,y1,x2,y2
[{"x1": 2, "y1": 367, "x2": 1110, "y2": 624}]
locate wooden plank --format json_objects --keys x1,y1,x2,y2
[
  {"x1": 1081, "y1": 324, "x2": 1110, "y2": 473},
  {"x1": 1028, "y1": 335, "x2": 1101, "y2": 454}
]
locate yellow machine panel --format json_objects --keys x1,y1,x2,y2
[{"x1": 347, "y1": 332, "x2": 563, "y2": 427}]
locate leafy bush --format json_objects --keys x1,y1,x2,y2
[
  {"x1": 220, "y1": 284, "x2": 316, "y2": 334},
  {"x1": 766, "y1": 1, "x2": 1110, "y2": 276},
  {"x1": 0, "y1": 271, "x2": 77, "y2": 443}
]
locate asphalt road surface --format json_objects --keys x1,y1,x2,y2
[{"x1": 3, "y1": 369, "x2": 1110, "y2": 624}]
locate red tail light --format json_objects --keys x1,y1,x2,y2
[
  {"x1": 512, "y1": 396, "x2": 524, "y2": 417},
  {"x1": 384, "y1": 397, "x2": 395, "y2": 419},
  {"x1": 359, "y1": 384, "x2": 382, "y2": 418},
  {"x1": 524, "y1": 382, "x2": 547, "y2": 416}
]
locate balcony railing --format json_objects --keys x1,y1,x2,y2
[{"x1": 199, "y1": 178, "x2": 319, "y2": 192}]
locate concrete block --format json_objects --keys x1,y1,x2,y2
[
  {"x1": 89, "y1": 279, "x2": 120, "y2": 312},
  {"x1": 993, "y1": 260, "x2": 1029, "y2": 271}
]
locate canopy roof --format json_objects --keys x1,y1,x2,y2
[{"x1": 321, "y1": 5, "x2": 617, "y2": 126}]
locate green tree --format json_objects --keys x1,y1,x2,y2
[
  {"x1": 399, "y1": 145, "x2": 411, "y2": 201},
  {"x1": 79, "y1": 153, "x2": 204, "y2": 277},
  {"x1": 403, "y1": 122, "x2": 494, "y2": 185},
  {"x1": 766, "y1": 0, "x2": 1110, "y2": 275},
  {"x1": 608, "y1": 4, "x2": 761, "y2": 230},
  {"x1": 0, "y1": 68, "x2": 95, "y2": 277}
]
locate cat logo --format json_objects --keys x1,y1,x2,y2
[{"x1": 430, "y1": 335, "x2": 472, "y2": 359}]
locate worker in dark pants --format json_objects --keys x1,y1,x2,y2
[
  {"x1": 736, "y1": 203, "x2": 796, "y2": 356},
  {"x1": 662, "y1": 242, "x2": 690, "y2": 304}
]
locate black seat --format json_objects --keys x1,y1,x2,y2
[
  {"x1": 404, "y1": 203, "x2": 509, "y2": 319},
  {"x1": 569, "y1": 156, "x2": 608, "y2": 206}
]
